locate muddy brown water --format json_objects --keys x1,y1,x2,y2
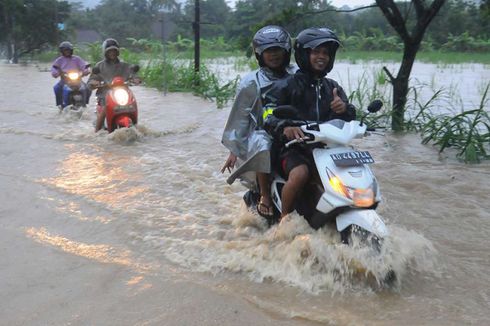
[{"x1": 0, "y1": 63, "x2": 489, "y2": 325}]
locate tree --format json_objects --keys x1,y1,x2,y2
[
  {"x1": 482, "y1": 0, "x2": 490, "y2": 17},
  {"x1": 375, "y1": 0, "x2": 446, "y2": 131},
  {"x1": 93, "y1": 0, "x2": 152, "y2": 43},
  {"x1": 227, "y1": 0, "x2": 325, "y2": 49},
  {"x1": 179, "y1": 0, "x2": 230, "y2": 39},
  {"x1": 90, "y1": 0, "x2": 179, "y2": 45},
  {"x1": 1, "y1": 0, "x2": 70, "y2": 63}
]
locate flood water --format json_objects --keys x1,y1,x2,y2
[{"x1": 0, "y1": 62, "x2": 489, "y2": 325}]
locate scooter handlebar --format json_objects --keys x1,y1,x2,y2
[
  {"x1": 92, "y1": 78, "x2": 139, "y2": 89},
  {"x1": 366, "y1": 127, "x2": 387, "y2": 132},
  {"x1": 285, "y1": 136, "x2": 312, "y2": 148}
]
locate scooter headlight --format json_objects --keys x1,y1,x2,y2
[
  {"x1": 327, "y1": 168, "x2": 351, "y2": 199},
  {"x1": 352, "y1": 187, "x2": 375, "y2": 208},
  {"x1": 114, "y1": 88, "x2": 129, "y2": 106},
  {"x1": 326, "y1": 168, "x2": 375, "y2": 207},
  {"x1": 67, "y1": 72, "x2": 80, "y2": 80}
]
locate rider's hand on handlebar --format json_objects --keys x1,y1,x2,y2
[
  {"x1": 88, "y1": 80, "x2": 102, "y2": 89},
  {"x1": 131, "y1": 76, "x2": 142, "y2": 85},
  {"x1": 221, "y1": 152, "x2": 237, "y2": 173},
  {"x1": 283, "y1": 126, "x2": 305, "y2": 141}
]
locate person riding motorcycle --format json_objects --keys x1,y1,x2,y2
[
  {"x1": 51, "y1": 41, "x2": 91, "y2": 110},
  {"x1": 88, "y1": 38, "x2": 141, "y2": 132},
  {"x1": 221, "y1": 25, "x2": 293, "y2": 219},
  {"x1": 265, "y1": 27, "x2": 356, "y2": 219}
]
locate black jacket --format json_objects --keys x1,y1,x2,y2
[
  {"x1": 265, "y1": 70, "x2": 356, "y2": 138},
  {"x1": 281, "y1": 70, "x2": 355, "y2": 121}
]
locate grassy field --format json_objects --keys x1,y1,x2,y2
[
  {"x1": 22, "y1": 46, "x2": 490, "y2": 163},
  {"x1": 27, "y1": 48, "x2": 490, "y2": 65},
  {"x1": 164, "y1": 50, "x2": 489, "y2": 65},
  {"x1": 336, "y1": 50, "x2": 490, "y2": 64}
]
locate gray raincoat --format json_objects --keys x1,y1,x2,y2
[{"x1": 221, "y1": 67, "x2": 290, "y2": 189}]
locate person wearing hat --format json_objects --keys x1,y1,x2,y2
[
  {"x1": 266, "y1": 27, "x2": 356, "y2": 219},
  {"x1": 88, "y1": 38, "x2": 141, "y2": 132},
  {"x1": 221, "y1": 25, "x2": 293, "y2": 220}
]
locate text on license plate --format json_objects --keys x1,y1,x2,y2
[{"x1": 330, "y1": 151, "x2": 374, "y2": 167}]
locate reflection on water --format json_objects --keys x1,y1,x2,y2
[
  {"x1": 40, "y1": 151, "x2": 148, "y2": 209},
  {"x1": 25, "y1": 227, "x2": 142, "y2": 269},
  {"x1": 48, "y1": 197, "x2": 112, "y2": 224}
]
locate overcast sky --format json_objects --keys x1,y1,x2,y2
[
  {"x1": 327, "y1": 0, "x2": 376, "y2": 7},
  {"x1": 74, "y1": 0, "x2": 377, "y2": 9},
  {"x1": 225, "y1": 0, "x2": 376, "y2": 9}
]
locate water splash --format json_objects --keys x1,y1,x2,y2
[
  {"x1": 59, "y1": 106, "x2": 88, "y2": 121},
  {"x1": 109, "y1": 126, "x2": 142, "y2": 144},
  {"x1": 105, "y1": 123, "x2": 202, "y2": 143},
  {"x1": 142, "y1": 205, "x2": 438, "y2": 295},
  {"x1": 135, "y1": 123, "x2": 201, "y2": 137}
]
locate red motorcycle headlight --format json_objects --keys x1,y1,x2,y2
[{"x1": 114, "y1": 88, "x2": 129, "y2": 106}]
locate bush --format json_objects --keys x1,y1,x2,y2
[
  {"x1": 420, "y1": 83, "x2": 490, "y2": 163},
  {"x1": 142, "y1": 59, "x2": 239, "y2": 109},
  {"x1": 441, "y1": 32, "x2": 490, "y2": 52}
]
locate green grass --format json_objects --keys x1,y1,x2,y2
[
  {"x1": 23, "y1": 43, "x2": 490, "y2": 163},
  {"x1": 162, "y1": 49, "x2": 244, "y2": 60},
  {"x1": 337, "y1": 50, "x2": 490, "y2": 64},
  {"x1": 342, "y1": 67, "x2": 490, "y2": 163},
  {"x1": 415, "y1": 51, "x2": 490, "y2": 64},
  {"x1": 420, "y1": 83, "x2": 490, "y2": 163},
  {"x1": 141, "y1": 59, "x2": 239, "y2": 109},
  {"x1": 28, "y1": 46, "x2": 490, "y2": 65}
]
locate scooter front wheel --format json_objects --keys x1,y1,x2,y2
[
  {"x1": 340, "y1": 224, "x2": 382, "y2": 253},
  {"x1": 341, "y1": 225, "x2": 397, "y2": 286}
]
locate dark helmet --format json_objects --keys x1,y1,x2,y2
[
  {"x1": 294, "y1": 27, "x2": 340, "y2": 75},
  {"x1": 59, "y1": 41, "x2": 74, "y2": 55},
  {"x1": 252, "y1": 25, "x2": 292, "y2": 68},
  {"x1": 102, "y1": 38, "x2": 120, "y2": 57}
]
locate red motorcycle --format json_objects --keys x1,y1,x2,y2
[{"x1": 92, "y1": 65, "x2": 139, "y2": 133}]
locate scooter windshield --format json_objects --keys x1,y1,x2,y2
[{"x1": 326, "y1": 119, "x2": 346, "y2": 129}]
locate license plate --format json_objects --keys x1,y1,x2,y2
[{"x1": 330, "y1": 151, "x2": 374, "y2": 167}]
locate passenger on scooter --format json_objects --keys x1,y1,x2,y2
[
  {"x1": 221, "y1": 25, "x2": 293, "y2": 219},
  {"x1": 88, "y1": 38, "x2": 141, "y2": 132},
  {"x1": 267, "y1": 27, "x2": 356, "y2": 219},
  {"x1": 51, "y1": 41, "x2": 91, "y2": 110}
]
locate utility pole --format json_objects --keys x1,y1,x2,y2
[
  {"x1": 55, "y1": 0, "x2": 59, "y2": 45},
  {"x1": 159, "y1": 13, "x2": 167, "y2": 95},
  {"x1": 193, "y1": 0, "x2": 200, "y2": 85}
]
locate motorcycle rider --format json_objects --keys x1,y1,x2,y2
[
  {"x1": 88, "y1": 38, "x2": 141, "y2": 132},
  {"x1": 266, "y1": 27, "x2": 356, "y2": 219},
  {"x1": 51, "y1": 41, "x2": 91, "y2": 110},
  {"x1": 221, "y1": 25, "x2": 293, "y2": 219}
]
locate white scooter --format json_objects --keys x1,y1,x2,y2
[{"x1": 268, "y1": 100, "x2": 388, "y2": 249}]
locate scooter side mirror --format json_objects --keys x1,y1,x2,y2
[
  {"x1": 130, "y1": 65, "x2": 140, "y2": 73},
  {"x1": 367, "y1": 100, "x2": 383, "y2": 113},
  {"x1": 273, "y1": 105, "x2": 299, "y2": 119},
  {"x1": 92, "y1": 67, "x2": 101, "y2": 74},
  {"x1": 360, "y1": 100, "x2": 384, "y2": 127}
]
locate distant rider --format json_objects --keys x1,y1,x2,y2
[
  {"x1": 88, "y1": 38, "x2": 141, "y2": 132},
  {"x1": 221, "y1": 25, "x2": 293, "y2": 220},
  {"x1": 51, "y1": 41, "x2": 91, "y2": 110},
  {"x1": 266, "y1": 27, "x2": 356, "y2": 219}
]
